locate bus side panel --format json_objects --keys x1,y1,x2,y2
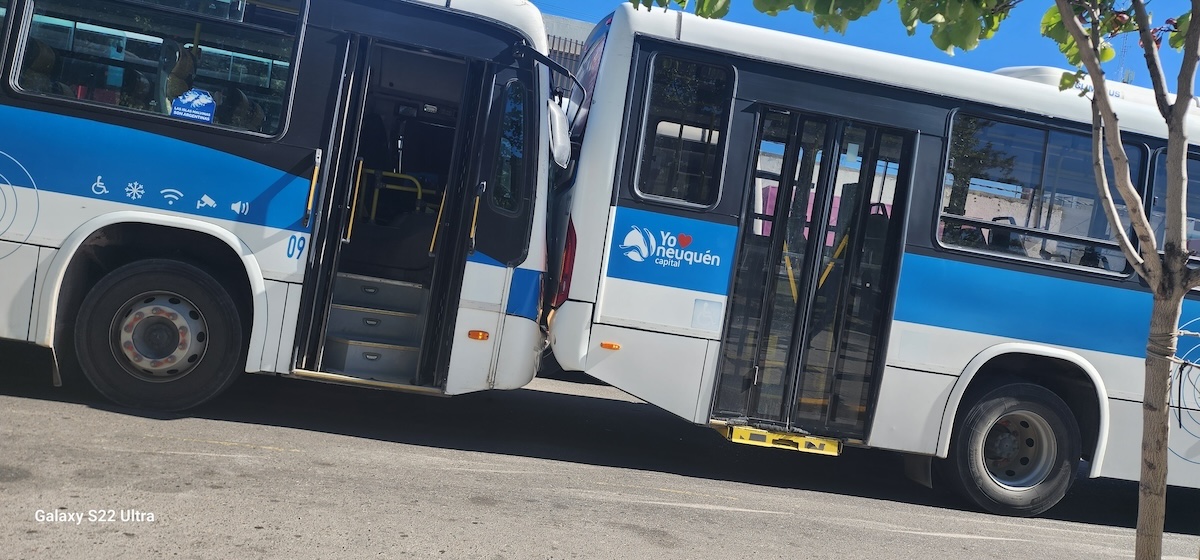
[
  {"x1": 256, "y1": 280, "x2": 290, "y2": 373},
  {"x1": 444, "y1": 308, "x2": 502, "y2": 395},
  {"x1": 0, "y1": 106, "x2": 313, "y2": 284},
  {"x1": 1101, "y1": 399, "x2": 1142, "y2": 482},
  {"x1": 0, "y1": 242, "x2": 38, "y2": 341},
  {"x1": 274, "y1": 283, "x2": 303, "y2": 374},
  {"x1": 596, "y1": 206, "x2": 738, "y2": 339},
  {"x1": 1099, "y1": 399, "x2": 1200, "y2": 485},
  {"x1": 865, "y1": 365, "x2": 955, "y2": 454},
  {"x1": 492, "y1": 315, "x2": 540, "y2": 390},
  {"x1": 585, "y1": 323, "x2": 710, "y2": 423},
  {"x1": 28, "y1": 248, "x2": 57, "y2": 344}
]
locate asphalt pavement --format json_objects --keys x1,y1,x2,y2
[{"x1": 1, "y1": 341, "x2": 1198, "y2": 559}]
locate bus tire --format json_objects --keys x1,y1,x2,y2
[
  {"x1": 942, "y1": 383, "x2": 1080, "y2": 516},
  {"x1": 74, "y1": 259, "x2": 244, "y2": 411}
]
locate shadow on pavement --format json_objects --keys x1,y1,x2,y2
[{"x1": 2, "y1": 340, "x2": 1197, "y2": 535}]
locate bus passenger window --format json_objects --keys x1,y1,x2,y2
[
  {"x1": 1149, "y1": 157, "x2": 1200, "y2": 264},
  {"x1": 636, "y1": 55, "x2": 733, "y2": 207},
  {"x1": 16, "y1": 0, "x2": 296, "y2": 134},
  {"x1": 939, "y1": 114, "x2": 1139, "y2": 272}
]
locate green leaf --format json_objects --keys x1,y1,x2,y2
[
  {"x1": 1098, "y1": 41, "x2": 1116, "y2": 62},
  {"x1": 1058, "y1": 70, "x2": 1083, "y2": 91},
  {"x1": 930, "y1": 24, "x2": 955, "y2": 54},
  {"x1": 695, "y1": 0, "x2": 731, "y2": 18},
  {"x1": 753, "y1": 0, "x2": 793, "y2": 15},
  {"x1": 1169, "y1": 12, "x2": 1191, "y2": 50},
  {"x1": 1040, "y1": 6, "x2": 1069, "y2": 44},
  {"x1": 899, "y1": 0, "x2": 920, "y2": 34},
  {"x1": 1057, "y1": 34, "x2": 1082, "y2": 66},
  {"x1": 815, "y1": 13, "x2": 850, "y2": 33},
  {"x1": 949, "y1": 19, "x2": 980, "y2": 50},
  {"x1": 916, "y1": 0, "x2": 942, "y2": 24}
]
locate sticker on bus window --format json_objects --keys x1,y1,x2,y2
[{"x1": 170, "y1": 89, "x2": 216, "y2": 124}]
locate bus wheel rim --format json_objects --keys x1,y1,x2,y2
[
  {"x1": 980, "y1": 410, "x2": 1058, "y2": 490},
  {"x1": 112, "y1": 291, "x2": 209, "y2": 383}
]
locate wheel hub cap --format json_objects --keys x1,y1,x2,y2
[
  {"x1": 115, "y1": 293, "x2": 208, "y2": 381},
  {"x1": 981, "y1": 412, "x2": 1057, "y2": 490}
]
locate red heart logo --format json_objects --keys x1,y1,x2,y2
[{"x1": 677, "y1": 234, "x2": 693, "y2": 248}]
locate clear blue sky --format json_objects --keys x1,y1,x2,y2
[{"x1": 531, "y1": 0, "x2": 1184, "y2": 90}]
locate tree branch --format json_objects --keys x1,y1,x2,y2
[
  {"x1": 1091, "y1": 108, "x2": 1150, "y2": 279},
  {"x1": 1055, "y1": 0, "x2": 1162, "y2": 280},
  {"x1": 1174, "y1": 0, "x2": 1200, "y2": 110},
  {"x1": 1129, "y1": 0, "x2": 1174, "y2": 119}
]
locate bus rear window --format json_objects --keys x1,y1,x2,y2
[
  {"x1": 566, "y1": 17, "x2": 608, "y2": 138},
  {"x1": 16, "y1": 0, "x2": 297, "y2": 135},
  {"x1": 635, "y1": 55, "x2": 732, "y2": 207}
]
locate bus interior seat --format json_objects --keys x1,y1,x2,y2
[
  {"x1": 862, "y1": 204, "x2": 889, "y2": 261},
  {"x1": 987, "y1": 216, "x2": 1025, "y2": 255},
  {"x1": 20, "y1": 38, "x2": 72, "y2": 96},
  {"x1": 369, "y1": 104, "x2": 456, "y2": 225},
  {"x1": 1079, "y1": 246, "x2": 1110, "y2": 269}
]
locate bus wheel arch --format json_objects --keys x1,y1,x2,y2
[
  {"x1": 43, "y1": 217, "x2": 266, "y2": 396},
  {"x1": 934, "y1": 346, "x2": 1109, "y2": 515}
]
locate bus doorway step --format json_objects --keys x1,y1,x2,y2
[{"x1": 714, "y1": 424, "x2": 842, "y2": 456}]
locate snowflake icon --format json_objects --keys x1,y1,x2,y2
[{"x1": 125, "y1": 181, "x2": 145, "y2": 200}]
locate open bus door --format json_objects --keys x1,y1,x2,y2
[
  {"x1": 290, "y1": 29, "x2": 541, "y2": 395},
  {"x1": 712, "y1": 108, "x2": 912, "y2": 441}
]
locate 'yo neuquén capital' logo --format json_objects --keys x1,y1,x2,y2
[
  {"x1": 619, "y1": 226, "x2": 719, "y2": 269},
  {"x1": 620, "y1": 226, "x2": 656, "y2": 262}
]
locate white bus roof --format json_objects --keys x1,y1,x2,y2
[
  {"x1": 611, "y1": 3, "x2": 1197, "y2": 139},
  {"x1": 408, "y1": 0, "x2": 549, "y2": 54}
]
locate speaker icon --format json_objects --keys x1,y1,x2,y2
[{"x1": 231, "y1": 201, "x2": 250, "y2": 215}]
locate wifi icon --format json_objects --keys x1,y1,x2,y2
[{"x1": 160, "y1": 189, "x2": 184, "y2": 205}]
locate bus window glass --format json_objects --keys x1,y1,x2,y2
[
  {"x1": 939, "y1": 114, "x2": 1135, "y2": 271},
  {"x1": 490, "y1": 79, "x2": 528, "y2": 215},
  {"x1": 1149, "y1": 156, "x2": 1200, "y2": 257},
  {"x1": 566, "y1": 17, "x2": 608, "y2": 137},
  {"x1": 0, "y1": 0, "x2": 7, "y2": 24},
  {"x1": 636, "y1": 55, "x2": 732, "y2": 207},
  {"x1": 18, "y1": 0, "x2": 296, "y2": 134}
]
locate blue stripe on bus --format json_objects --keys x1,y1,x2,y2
[
  {"x1": 467, "y1": 251, "x2": 540, "y2": 321},
  {"x1": 467, "y1": 251, "x2": 504, "y2": 266},
  {"x1": 506, "y1": 268, "x2": 541, "y2": 321},
  {"x1": 893, "y1": 253, "x2": 1200, "y2": 360},
  {"x1": 0, "y1": 105, "x2": 312, "y2": 232}
]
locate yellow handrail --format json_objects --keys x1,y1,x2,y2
[
  {"x1": 818, "y1": 234, "x2": 850, "y2": 288},
  {"x1": 428, "y1": 187, "x2": 450, "y2": 257},
  {"x1": 783, "y1": 241, "x2": 799, "y2": 303},
  {"x1": 303, "y1": 149, "x2": 322, "y2": 227}
]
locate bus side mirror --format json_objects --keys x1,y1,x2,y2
[{"x1": 548, "y1": 99, "x2": 570, "y2": 169}]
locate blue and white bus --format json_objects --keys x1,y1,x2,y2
[
  {"x1": 0, "y1": 0, "x2": 571, "y2": 410},
  {"x1": 546, "y1": 4, "x2": 1200, "y2": 516}
]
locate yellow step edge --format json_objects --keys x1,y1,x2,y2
[
  {"x1": 288, "y1": 369, "x2": 445, "y2": 396},
  {"x1": 716, "y1": 425, "x2": 842, "y2": 456}
]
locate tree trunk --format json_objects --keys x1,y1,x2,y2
[{"x1": 1135, "y1": 292, "x2": 1182, "y2": 560}]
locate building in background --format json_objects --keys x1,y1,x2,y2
[{"x1": 543, "y1": 14, "x2": 592, "y2": 91}]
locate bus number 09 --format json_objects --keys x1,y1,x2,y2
[{"x1": 287, "y1": 235, "x2": 307, "y2": 259}]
